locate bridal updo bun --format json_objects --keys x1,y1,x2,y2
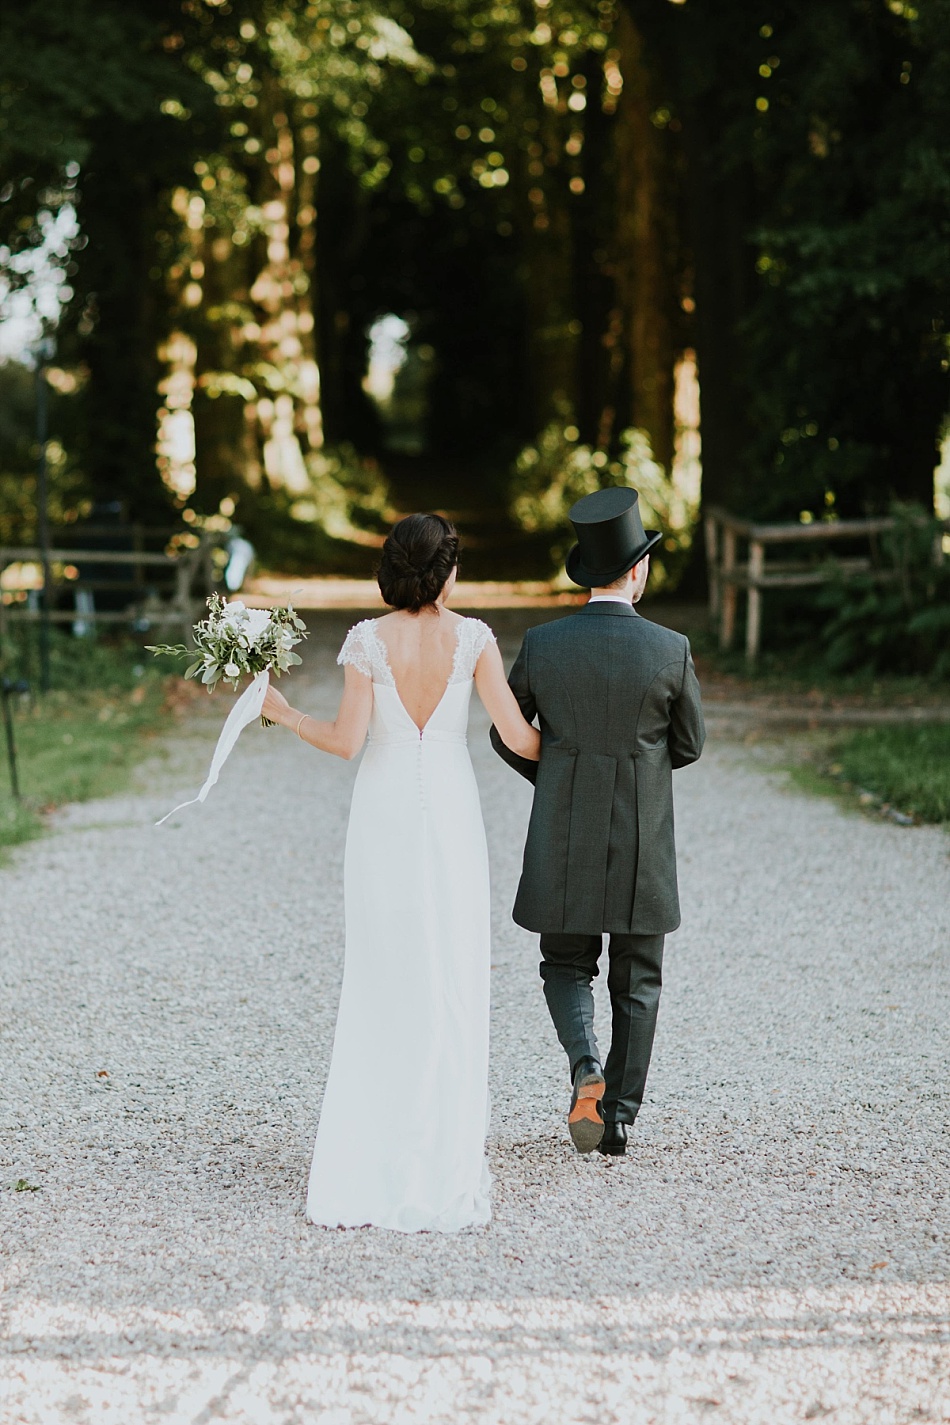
[{"x1": 377, "y1": 513, "x2": 460, "y2": 613}]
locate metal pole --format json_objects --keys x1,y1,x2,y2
[
  {"x1": 1, "y1": 680, "x2": 20, "y2": 801},
  {"x1": 35, "y1": 345, "x2": 51, "y2": 693}
]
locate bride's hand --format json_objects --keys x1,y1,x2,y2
[{"x1": 262, "y1": 684, "x2": 293, "y2": 725}]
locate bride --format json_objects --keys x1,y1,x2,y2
[{"x1": 262, "y1": 513, "x2": 541, "y2": 1231}]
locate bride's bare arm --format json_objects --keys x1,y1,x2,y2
[
  {"x1": 474, "y1": 642, "x2": 541, "y2": 760},
  {"x1": 261, "y1": 665, "x2": 373, "y2": 760}
]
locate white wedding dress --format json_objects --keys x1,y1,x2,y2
[{"x1": 306, "y1": 616, "x2": 495, "y2": 1232}]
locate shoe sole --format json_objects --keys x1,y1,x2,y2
[{"x1": 568, "y1": 1074, "x2": 606, "y2": 1154}]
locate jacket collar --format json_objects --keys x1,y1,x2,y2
[{"x1": 577, "y1": 600, "x2": 639, "y2": 619}]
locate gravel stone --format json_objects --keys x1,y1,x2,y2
[{"x1": 1, "y1": 613, "x2": 949, "y2": 1423}]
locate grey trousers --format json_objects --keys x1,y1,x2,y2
[{"x1": 539, "y1": 931, "x2": 665, "y2": 1126}]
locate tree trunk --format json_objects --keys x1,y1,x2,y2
[
  {"x1": 679, "y1": 106, "x2": 756, "y2": 513},
  {"x1": 79, "y1": 126, "x2": 171, "y2": 523},
  {"x1": 611, "y1": 8, "x2": 678, "y2": 471},
  {"x1": 180, "y1": 75, "x2": 325, "y2": 516},
  {"x1": 509, "y1": 64, "x2": 579, "y2": 435}
]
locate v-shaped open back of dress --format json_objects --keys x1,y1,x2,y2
[{"x1": 306, "y1": 617, "x2": 495, "y2": 1232}]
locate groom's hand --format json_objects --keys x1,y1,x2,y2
[{"x1": 489, "y1": 722, "x2": 540, "y2": 783}]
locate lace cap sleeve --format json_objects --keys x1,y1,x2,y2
[
  {"x1": 337, "y1": 621, "x2": 374, "y2": 678},
  {"x1": 451, "y1": 617, "x2": 497, "y2": 683}
]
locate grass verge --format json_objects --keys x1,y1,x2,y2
[
  {"x1": 792, "y1": 723, "x2": 950, "y2": 825},
  {"x1": 0, "y1": 637, "x2": 181, "y2": 855},
  {"x1": 688, "y1": 624, "x2": 949, "y2": 705}
]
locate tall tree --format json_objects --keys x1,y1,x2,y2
[
  {"x1": 0, "y1": 0, "x2": 236, "y2": 519},
  {"x1": 629, "y1": 0, "x2": 950, "y2": 519},
  {"x1": 609, "y1": 7, "x2": 681, "y2": 471}
]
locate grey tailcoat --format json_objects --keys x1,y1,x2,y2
[{"x1": 490, "y1": 602, "x2": 705, "y2": 935}]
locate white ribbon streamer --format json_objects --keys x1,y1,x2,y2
[{"x1": 155, "y1": 670, "x2": 269, "y2": 826}]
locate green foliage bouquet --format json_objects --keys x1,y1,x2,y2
[
  {"x1": 149, "y1": 597, "x2": 309, "y2": 824},
  {"x1": 148, "y1": 594, "x2": 307, "y2": 698}
]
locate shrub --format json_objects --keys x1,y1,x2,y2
[
  {"x1": 817, "y1": 504, "x2": 950, "y2": 678},
  {"x1": 509, "y1": 421, "x2": 700, "y2": 590},
  {"x1": 295, "y1": 443, "x2": 394, "y2": 545},
  {"x1": 238, "y1": 443, "x2": 395, "y2": 574}
]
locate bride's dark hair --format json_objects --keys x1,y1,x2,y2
[{"x1": 377, "y1": 513, "x2": 460, "y2": 613}]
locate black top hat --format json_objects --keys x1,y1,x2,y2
[{"x1": 565, "y1": 486, "x2": 662, "y2": 588}]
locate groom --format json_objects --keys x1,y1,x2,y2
[{"x1": 491, "y1": 487, "x2": 705, "y2": 1156}]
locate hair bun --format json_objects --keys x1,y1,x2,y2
[
  {"x1": 377, "y1": 514, "x2": 460, "y2": 613},
  {"x1": 386, "y1": 543, "x2": 423, "y2": 577}
]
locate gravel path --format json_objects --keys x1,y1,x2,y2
[{"x1": 2, "y1": 614, "x2": 950, "y2": 1425}]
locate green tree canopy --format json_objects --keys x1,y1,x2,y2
[{"x1": 2, "y1": 0, "x2": 949, "y2": 563}]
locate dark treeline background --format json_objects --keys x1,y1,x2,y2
[{"x1": 2, "y1": 0, "x2": 950, "y2": 579}]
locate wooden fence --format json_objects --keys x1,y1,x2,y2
[
  {"x1": 703, "y1": 506, "x2": 950, "y2": 663},
  {"x1": 0, "y1": 527, "x2": 225, "y2": 645}
]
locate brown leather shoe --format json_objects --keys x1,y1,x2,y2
[{"x1": 568, "y1": 1056, "x2": 606, "y2": 1153}]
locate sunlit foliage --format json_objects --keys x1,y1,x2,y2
[{"x1": 3, "y1": 0, "x2": 950, "y2": 583}]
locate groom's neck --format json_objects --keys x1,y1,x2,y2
[{"x1": 590, "y1": 586, "x2": 634, "y2": 605}]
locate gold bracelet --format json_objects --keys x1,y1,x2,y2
[{"x1": 295, "y1": 712, "x2": 308, "y2": 739}]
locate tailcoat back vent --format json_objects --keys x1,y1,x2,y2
[{"x1": 490, "y1": 602, "x2": 705, "y2": 935}]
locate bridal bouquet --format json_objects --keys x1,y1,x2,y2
[
  {"x1": 148, "y1": 595, "x2": 308, "y2": 825},
  {"x1": 148, "y1": 594, "x2": 307, "y2": 696}
]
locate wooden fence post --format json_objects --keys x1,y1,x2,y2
[
  {"x1": 746, "y1": 540, "x2": 764, "y2": 663},
  {"x1": 720, "y1": 526, "x2": 737, "y2": 650},
  {"x1": 704, "y1": 512, "x2": 720, "y2": 621},
  {"x1": 175, "y1": 553, "x2": 198, "y2": 644}
]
